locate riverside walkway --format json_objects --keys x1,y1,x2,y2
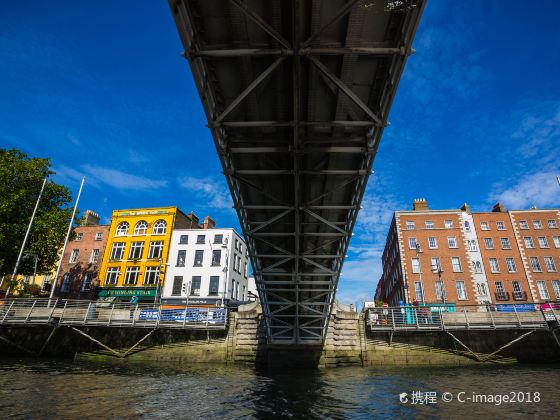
[
  {"x1": 0, "y1": 298, "x2": 227, "y2": 330},
  {"x1": 366, "y1": 304, "x2": 559, "y2": 331}
]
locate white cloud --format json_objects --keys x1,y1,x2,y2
[
  {"x1": 81, "y1": 165, "x2": 168, "y2": 191},
  {"x1": 491, "y1": 170, "x2": 560, "y2": 209},
  {"x1": 177, "y1": 176, "x2": 233, "y2": 209}
]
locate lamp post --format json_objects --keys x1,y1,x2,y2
[{"x1": 415, "y1": 243, "x2": 425, "y2": 304}]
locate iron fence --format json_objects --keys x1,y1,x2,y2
[
  {"x1": 0, "y1": 298, "x2": 227, "y2": 329},
  {"x1": 366, "y1": 303, "x2": 560, "y2": 331}
]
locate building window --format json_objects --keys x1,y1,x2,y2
[
  {"x1": 480, "y1": 222, "x2": 489, "y2": 230},
  {"x1": 435, "y1": 281, "x2": 444, "y2": 300},
  {"x1": 464, "y1": 221, "x2": 470, "y2": 231},
  {"x1": 406, "y1": 221, "x2": 415, "y2": 230},
  {"x1": 408, "y1": 237, "x2": 418, "y2": 249},
  {"x1": 41, "y1": 274, "x2": 51, "y2": 291},
  {"x1": 172, "y1": 276, "x2": 183, "y2": 296},
  {"x1": 530, "y1": 257, "x2": 542, "y2": 272},
  {"x1": 244, "y1": 262, "x2": 248, "y2": 278},
  {"x1": 191, "y1": 276, "x2": 201, "y2": 296},
  {"x1": 548, "y1": 220, "x2": 558, "y2": 229},
  {"x1": 447, "y1": 237, "x2": 458, "y2": 248},
  {"x1": 231, "y1": 279, "x2": 235, "y2": 299},
  {"x1": 209, "y1": 276, "x2": 220, "y2": 296},
  {"x1": 484, "y1": 238, "x2": 494, "y2": 249},
  {"x1": 533, "y1": 220, "x2": 545, "y2": 230},
  {"x1": 451, "y1": 257, "x2": 462, "y2": 272},
  {"x1": 500, "y1": 237, "x2": 511, "y2": 249},
  {"x1": 411, "y1": 258, "x2": 421, "y2": 274},
  {"x1": 430, "y1": 257, "x2": 441, "y2": 272},
  {"x1": 428, "y1": 237, "x2": 437, "y2": 249},
  {"x1": 134, "y1": 221, "x2": 148, "y2": 235},
  {"x1": 95, "y1": 232, "x2": 103, "y2": 241},
  {"x1": 212, "y1": 250, "x2": 222, "y2": 266},
  {"x1": 552, "y1": 280, "x2": 560, "y2": 299},
  {"x1": 512, "y1": 281, "x2": 524, "y2": 300},
  {"x1": 468, "y1": 240, "x2": 477, "y2": 251},
  {"x1": 444, "y1": 220, "x2": 453, "y2": 228},
  {"x1": 455, "y1": 281, "x2": 467, "y2": 300},
  {"x1": 505, "y1": 258, "x2": 517, "y2": 273},
  {"x1": 519, "y1": 220, "x2": 529, "y2": 229},
  {"x1": 538, "y1": 236, "x2": 549, "y2": 248},
  {"x1": 524, "y1": 237, "x2": 535, "y2": 248},
  {"x1": 152, "y1": 220, "x2": 167, "y2": 235},
  {"x1": 489, "y1": 258, "x2": 500, "y2": 273},
  {"x1": 82, "y1": 273, "x2": 93, "y2": 292},
  {"x1": 148, "y1": 241, "x2": 164, "y2": 259},
  {"x1": 110, "y1": 242, "x2": 126, "y2": 260},
  {"x1": 553, "y1": 236, "x2": 560, "y2": 248},
  {"x1": 129, "y1": 241, "x2": 144, "y2": 260},
  {"x1": 496, "y1": 221, "x2": 505, "y2": 230},
  {"x1": 89, "y1": 249, "x2": 100, "y2": 264},
  {"x1": 115, "y1": 222, "x2": 129, "y2": 236},
  {"x1": 473, "y1": 260, "x2": 482, "y2": 273},
  {"x1": 214, "y1": 234, "x2": 223, "y2": 244},
  {"x1": 414, "y1": 281, "x2": 424, "y2": 302},
  {"x1": 60, "y1": 274, "x2": 71, "y2": 292},
  {"x1": 536, "y1": 281, "x2": 549, "y2": 300},
  {"x1": 124, "y1": 267, "x2": 140, "y2": 285},
  {"x1": 194, "y1": 250, "x2": 204, "y2": 266},
  {"x1": 176, "y1": 250, "x2": 186, "y2": 267},
  {"x1": 179, "y1": 235, "x2": 188, "y2": 244},
  {"x1": 477, "y1": 283, "x2": 488, "y2": 297},
  {"x1": 425, "y1": 221, "x2": 434, "y2": 229},
  {"x1": 242, "y1": 285, "x2": 246, "y2": 301},
  {"x1": 234, "y1": 238, "x2": 239, "y2": 251},
  {"x1": 144, "y1": 266, "x2": 160, "y2": 285},
  {"x1": 495, "y1": 282, "x2": 506, "y2": 300},
  {"x1": 69, "y1": 249, "x2": 79, "y2": 263},
  {"x1": 105, "y1": 267, "x2": 120, "y2": 285},
  {"x1": 75, "y1": 232, "x2": 83, "y2": 241},
  {"x1": 544, "y1": 256, "x2": 557, "y2": 272},
  {"x1": 196, "y1": 235, "x2": 205, "y2": 244},
  {"x1": 533, "y1": 220, "x2": 543, "y2": 229}
]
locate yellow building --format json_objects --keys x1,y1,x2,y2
[{"x1": 97, "y1": 207, "x2": 199, "y2": 302}]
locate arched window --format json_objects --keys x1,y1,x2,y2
[
  {"x1": 134, "y1": 220, "x2": 148, "y2": 235},
  {"x1": 115, "y1": 222, "x2": 129, "y2": 236},
  {"x1": 152, "y1": 220, "x2": 167, "y2": 235}
]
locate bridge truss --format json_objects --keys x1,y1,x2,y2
[{"x1": 169, "y1": 0, "x2": 425, "y2": 344}]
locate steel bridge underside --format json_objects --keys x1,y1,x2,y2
[{"x1": 170, "y1": 0, "x2": 425, "y2": 344}]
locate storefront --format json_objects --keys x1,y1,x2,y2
[{"x1": 96, "y1": 287, "x2": 157, "y2": 302}]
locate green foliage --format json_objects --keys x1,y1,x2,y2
[{"x1": 0, "y1": 148, "x2": 73, "y2": 277}]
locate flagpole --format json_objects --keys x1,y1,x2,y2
[
  {"x1": 49, "y1": 177, "x2": 85, "y2": 301},
  {"x1": 3, "y1": 177, "x2": 48, "y2": 297}
]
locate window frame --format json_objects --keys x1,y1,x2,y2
[
  {"x1": 115, "y1": 222, "x2": 129, "y2": 236},
  {"x1": 152, "y1": 220, "x2": 167, "y2": 235},
  {"x1": 134, "y1": 220, "x2": 148, "y2": 235}
]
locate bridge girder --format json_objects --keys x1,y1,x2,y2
[{"x1": 169, "y1": 0, "x2": 425, "y2": 344}]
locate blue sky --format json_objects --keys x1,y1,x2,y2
[{"x1": 1, "y1": 1, "x2": 559, "y2": 303}]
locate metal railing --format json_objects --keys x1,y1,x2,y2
[
  {"x1": 366, "y1": 303, "x2": 560, "y2": 331},
  {"x1": 0, "y1": 298, "x2": 227, "y2": 330}
]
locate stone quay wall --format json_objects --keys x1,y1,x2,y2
[{"x1": 1, "y1": 302, "x2": 558, "y2": 367}]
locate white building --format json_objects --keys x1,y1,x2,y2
[{"x1": 161, "y1": 228, "x2": 249, "y2": 306}]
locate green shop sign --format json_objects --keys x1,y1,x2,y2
[{"x1": 97, "y1": 287, "x2": 156, "y2": 298}]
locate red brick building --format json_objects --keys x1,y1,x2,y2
[
  {"x1": 376, "y1": 200, "x2": 560, "y2": 307},
  {"x1": 52, "y1": 211, "x2": 109, "y2": 300}
]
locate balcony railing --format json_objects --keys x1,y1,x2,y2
[
  {"x1": 0, "y1": 298, "x2": 227, "y2": 329},
  {"x1": 495, "y1": 292, "x2": 510, "y2": 301}
]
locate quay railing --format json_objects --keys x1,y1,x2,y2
[
  {"x1": 366, "y1": 303, "x2": 560, "y2": 331},
  {"x1": 0, "y1": 298, "x2": 228, "y2": 330}
]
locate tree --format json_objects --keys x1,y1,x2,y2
[{"x1": 0, "y1": 149, "x2": 73, "y2": 283}]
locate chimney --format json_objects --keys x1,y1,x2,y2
[
  {"x1": 460, "y1": 203, "x2": 471, "y2": 213},
  {"x1": 412, "y1": 198, "x2": 429, "y2": 211},
  {"x1": 492, "y1": 202, "x2": 506, "y2": 213},
  {"x1": 202, "y1": 215, "x2": 216, "y2": 229},
  {"x1": 81, "y1": 210, "x2": 100, "y2": 226}
]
